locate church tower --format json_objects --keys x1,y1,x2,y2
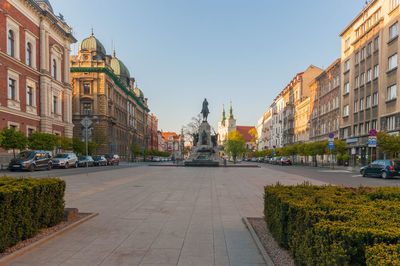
[{"x1": 226, "y1": 102, "x2": 236, "y2": 132}]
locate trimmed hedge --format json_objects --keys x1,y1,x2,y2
[
  {"x1": 366, "y1": 243, "x2": 400, "y2": 265},
  {"x1": 264, "y1": 184, "x2": 400, "y2": 265},
  {"x1": 0, "y1": 177, "x2": 65, "y2": 253}
]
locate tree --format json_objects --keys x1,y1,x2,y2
[
  {"x1": 248, "y1": 128, "x2": 258, "y2": 149},
  {"x1": 72, "y1": 138, "x2": 85, "y2": 155},
  {"x1": 28, "y1": 132, "x2": 59, "y2": 151},
  {"x1": 0, "y1": 128, "x2": 27, "y2": 158},
  {"x1": 224, "y1": 130, "x2": 246, "y2": 163},
  {"x1": 333, "y1": 139, "x2": 347, "y2": 156},
  {"x1": 378, "y1": 132, "x2": 400, "y2": 159},
  {"x1": 184, "y1": 146, "x2": 191, "y2": 157},
  {"x1": 130, "y1": 143, "x2": 142, "y2": 159},
  {"x1": 183, "y1": 114, "x2": 203, "y2": 145},
  {"x1": 58, "y1": 137, "x2": 73, "y2": 151}
]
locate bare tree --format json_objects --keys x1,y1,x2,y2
[{"x1": 183, "y1": 114, "x2": 202, "y2": 145}]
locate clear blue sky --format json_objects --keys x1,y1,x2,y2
[{"x1": 52, "y1": 0, "x2": 365, "y2": 132}]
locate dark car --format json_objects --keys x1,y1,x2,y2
[
  {"x1": 281, "y1": 157, "x2": 292, "y2": 165},
  {"x1": 9, "y1": 150, "x2": 53, "y2": 172},
  {"x1": 78, "y1": 156, "x2": 94, "y2": 167},
  {"x1": 360, "y1": 160, "x2": 400, "y2": 179},
  {"x1": 93, "y1": 156, "x2": 107, "y2": 166},
  {"x1": 105, "y1": 154, "x2": 120, "y2": 166}
]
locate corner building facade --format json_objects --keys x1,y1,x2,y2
[
  {"x1": 340, "y1": 0, "x2": 400, "y2": 164},
  {"x1": 0, "y1": 0, "x2": 75, "y2": 141},
  {"x1": 70, "y1": 34, "x2": 149, "y2": 159}
]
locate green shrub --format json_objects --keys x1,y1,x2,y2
[
  {"x1": 264, "y1": 184, "x2": 400, "y2": 265},
  {"x1": 0, "y1": 177, "x2": 65, "y2": 252},
  {"x1": 366, "y1": 243, "x2": 400, "y2": 265}
]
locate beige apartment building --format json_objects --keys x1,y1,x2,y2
[{"x1": 340, "y1": 0, "x2": 400, "y2": 164}]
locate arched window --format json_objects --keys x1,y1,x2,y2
[
  {"x1": 52, "y1": 59, "x2": 57, "y2": 80},
  {"x1": 26, "y1": 43, "x2": 32, "y2": 66},
  {"x1": 8, "y1": 30, "x2": 14, "y2": 57}
]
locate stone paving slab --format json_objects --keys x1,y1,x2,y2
[{"x1": 5, "y1": 166, "x2": 323, "y2": 266}]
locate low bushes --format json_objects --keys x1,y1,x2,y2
[
  {"x1": 264, "y1": 184, "x2": 400, "y2": 265},
  {"x1": 0, "y1": 177, "x2": 65, "y2": 253},
  {"x1": 366, "y1": 243, "x2": 400, "y2": 265}
]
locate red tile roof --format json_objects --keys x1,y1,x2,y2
[
  {"x1": 236, "y1": 126, "x2": 255, "y2": 142},
  {"x1": 162, "y1": 132, "x2": 178, "y2": 141}
]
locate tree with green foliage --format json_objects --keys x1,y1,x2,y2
[
  {"x1": 224, "y1": 130, "x2": 246, "y2": 163},
  {"x1": 28, "y1": 132, "x2": 59, "y2": 151},
  {"x1": 378, "y1": 132, "x2": 400, "y2": 159},
  {"x1": 130, "y1": 143, "x2": 142, "y2": 160},
  {"x1": 0, "y1": 128, "x2": 27, "y2": 158},
  {"x1": 58, "y1": 137, "x2": 73, "y2": 151},
  {"x1": 333, "y1": 139, "x2": 347, "y2": 156}
]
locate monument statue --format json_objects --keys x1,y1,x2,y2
[
  {"x1": 201, "y1": 98, "x2": 210, "y2": 121},
  {"x1": 201, "y1": 131, "x2": 207, "y2": 145},
  {"x1": 193, "y1": 133, "x2": 199, "y2": 146}
]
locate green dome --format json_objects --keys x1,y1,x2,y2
[
  {"x1": 34, "y1": 0, "x2": 53, "y2": 12},
  {"x1": 134, "y1": 86, "x2": 144, "y2": 99},
  {"x1": 79, "y1": 34, "x2": 106, "y2": 59},
  {"x1": 111, "y1": 52, "x2": 131, "y2": 87}
]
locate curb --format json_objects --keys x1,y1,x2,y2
[
  {"x1": 242, "y1": 217, "x2": 275, "y2": 266},
  {"x1": 0, "y1": 212, "x2": 99, "y2": 265}
]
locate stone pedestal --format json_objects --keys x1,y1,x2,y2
[{"x1": 185, "y1": 121, "x2": 219, "y2": 167}]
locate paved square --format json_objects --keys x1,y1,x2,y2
[{"x1": 6, "y1": 166, "x2": 323, "y2": 266}]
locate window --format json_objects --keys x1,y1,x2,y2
[
  {"x1": 389, "y1": 54, "x2": 398, "y2": 70},
  {"x1": 360, "y1": 123, "x2": 364, "y2": 135},
  {"x1": 367, "y1": 42, "x2": 372, "y2": 56},
  {"x1": 372, "y1": 120, "x2": 377, "y2": 130},
  {"x1": 52, "y1": 59, "x2": 57, "y2": 80},
  {"x1": 53, "y1": 96, "x2": 58, "y2": 114},
  {"x1": 355, "y1": 76, "x2": 359, "y2": 88},
  {"x1": 8, "y1": 30, "x2": 14, "y2": 57},
  {"x1": 344, "y1": 60, "x2": 350, "y2": 71},
  {"x1": 366, "y1": 95, "x2": 371, "y2": 108},
  {"x1": 26, "y1": 86, "x2": 33, "y2": 106},
  {"x1": 374, "y1": 64, "x2": 379, "y2": 79},
  {"x1": 391, "y1": 0, "x2": 399, "y2": 10},
  {"x1": 345, "y1": 38, "x2": 350, "y2": 50},
  {"x1": 360, "y1": 98, "x2": 364, "y2": 111},
  {"x1": 388, "y1": 84, "x2": 397, "y2": 101},
  {"x1": 8, "y1": 78, "x2": 16, "y2": 100},
  {"x1": 83, "y1": 103, "x2": 92, "y2": 115},
  {"x1": 344, "y1": 82, "x2": 350, "y2": 94},
  {"x1": 26, "y1": 43, "x2": 32, "y2": 67},
  {"x1": 344, "y1": 105, "x2": 349, "y2": 117},
  {"x1": 367, "y1": 69, "x2": 372, "y2": 82},
  {"x1": 361, "y1": 73, "x2": 365, "y2": 84},
  {"x1": 387, "y1": 116, "x2": 396, "y2": 130},
  {"x1": 374, "y1": 36, "x2": 380, "y2": 51},
  {"x1": 361, "y1": 47, "x2": 366, "y2": 60},
  {"x1": 365, "y1": 122, "x2": 370, "y2": 133},
  {"x1": 354, "y1": 100, "x2": 359, "y2": 113},
  {"x1": 354, "y1": 125, "x2": 358, "y2": 136},
  {"x1": 83, "y1": 83, "x2": 90, "y2": 95},
  {"x1": 27, "y1": 128, "x2": 34, "y2": 137},
  {"x1": 355, "y1": 52, "x2": 359, "y2": 64},
  {"x1": 373, "y1": 92, "x2": 379, "y2": 106},
  {"x1": 390, "y1": 22, "x2": 399, "y2": 39}
]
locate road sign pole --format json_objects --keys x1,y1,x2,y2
[{"x1": 85, "y1": 119, "x2": 89, "y2": 175}]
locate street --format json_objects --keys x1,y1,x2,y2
[{"x1": 5, "y1": 163, "x2": 399, "y2": 266}]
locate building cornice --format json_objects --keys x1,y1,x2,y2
[{"x1": 70, "y1": 67, "x2": 150, "y2": 112}]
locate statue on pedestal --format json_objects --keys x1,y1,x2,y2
[{"x1": 201, "y1": 98, "x2": 210, "y2": 122}]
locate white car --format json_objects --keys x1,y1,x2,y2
[{"x1": 152, "y1": 157, "x2": 161, "y2": 162}]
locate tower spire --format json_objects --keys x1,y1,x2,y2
[
  {"x1": 228, "y1": 101, "x2": 234, "y2": 120},
  {"x1": 221, "y1": 105, "x2": 226, "y2": 122}
]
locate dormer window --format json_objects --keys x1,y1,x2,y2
[
  {"x1": 8, "y1": 30, "x2": 14, "y2": 57},
  {"x1": 52, "y1": 59, "x2": 57, "y2": 80}
]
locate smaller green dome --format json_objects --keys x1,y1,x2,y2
[
  {"x1": 79, "y1": 34, "x2": 106, "y2": 59},
  {"x1": 134, "y1": 86, "x2": 144, "y2": 99},
  {"x1": 111, "y1": 51, "x2": 131, "y2": 87}
]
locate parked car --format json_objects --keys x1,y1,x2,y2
[
  {"x1": 257, "y1": 157, "x2": 265, "y2": 163},
  {"x1": 105, "y1": 154, "x2": 120, "y2": 166},
  {"x1": 52, "y1": 153, "x2": 78, "y2": 169},
  {"x1": 77, "y1": 156, "x2": 94, "y2": 167},
  {"x1": 360, "y1": 160, "x2": 400, "y2": 179},
  {"x1": 280, "y1": 157, "x2": 292, "y2": 166},
  {"x1": 251, "y1": 158, "x2": 257, "y2": 162},
  {"x1": 93, "y1": 156, "x2": 107, "y2": 166},
  {"x1": 9, "y1": 150, "x2": 53, "y2": 172},
  {"x1": 152, "y1": 156, "x2": 161, "y2": 162},
  {"x1": 272, "y1": 157, "x2": 281, "y2": 165}
]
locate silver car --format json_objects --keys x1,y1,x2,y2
[{"x1": 52, "y1": 153, "x2": 78, "y2": 169}]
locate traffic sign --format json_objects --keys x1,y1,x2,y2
[
  {"x1": 328, "y1": 140, "x2": 335, "y2": 150},
  {"x1": 273, "y1": 150, "x2": 276, "y2": 156},
  {"x1": 368, "y1": 136, "x2": 377, "y2": 147},
  {"x1": 81, "y1": 117, "x2": 93, "y2": 128},
  {"x1": 329, "y1": 133, "x2": 335, "y2": 139},
  {"x1": 369, "y1": 129, "x2": 378, "y2": 136}
]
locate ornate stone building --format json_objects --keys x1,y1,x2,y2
[
  {"x1": 147, "y1": 113, "x2": 158, "y2": 151},
  {"x1": 160, "y1": 132, "x2": 184, "y2": 159},
  {"x1": 0, "y1": 0, "x2": 75, "y2": 139},
  {"x1": 70, "y1": 33, "x2": 150, "y2": 158}
]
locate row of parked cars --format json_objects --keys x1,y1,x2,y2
[
  {"x1": 247, "y1": 156, "x2": 293, "y2": 166},
  {"x1": 8, "y1": 150, "x2": 120, "y2": 172}
]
